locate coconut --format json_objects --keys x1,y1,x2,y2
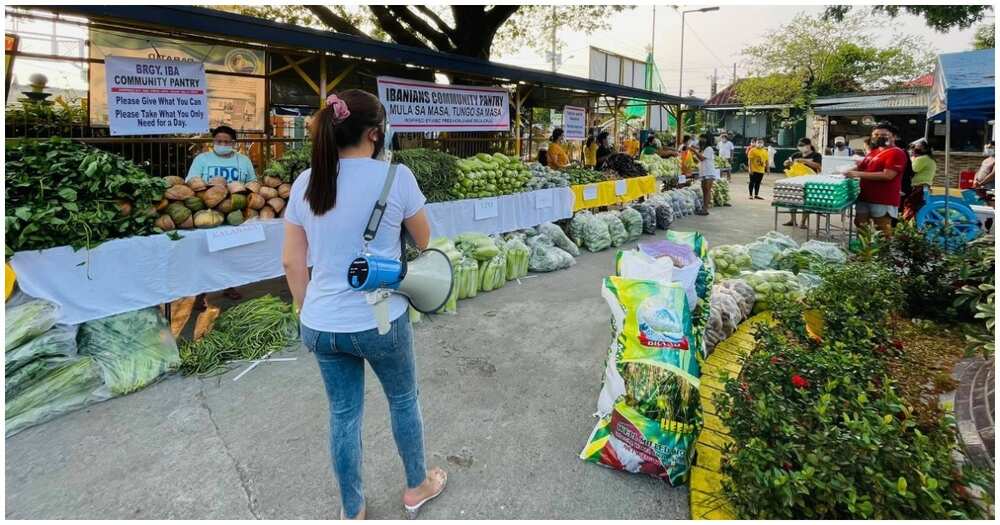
[
  {"x1": 248, "y1": 193, "x2": 266, "y2": 210},
  {"x1": 227, "y1": 181, "x2": 247, "y2": 194},
  {"x1": 244, "y1": 208, "x2": 259, "y2": 220},
  {"x1": 267, "y1": 197, "x2": 286, "y2": 214},
  {"x1": 259, "y1": 206, "x2": 276, "y2": 220},
  {"x1": 179, "y1": 215, "x2": 195, "y2": 229},
  {"x1": 263, "y1": 175, "x2": 283, "y2": 188},
  {"x1": 187, "y1": 176, "x2": 207, "y2": 192},
  {"x1": 155, "y1": 214, "x2": 175, "y2": 231},
  {"x1": 202, "y1": 185, "x2": 228, "y2": 208},
  {"x1": 155, "y1": 198, "x2": 170, "y2": 212},
  {"x1": 245, "y1": 181, "x2": 262, "y2": 193},
  {"x1": 278, "y1": 183, "x2": 291, "y2": 199},
  {"x1": 163, "y1": 176, "x2": 185, "y2": 187},
  {"x1": 258, "y1": 186, "x2": 279, "y2": 200},
  {"x1": 165, "y1": 184, "x2": 195, "y2": 200},
  {"x1": 216, "y1": 197, "x2": 234, "y2": 214},
  {"x1": 209, "y1": 176, "x2": 228, "y2": 187}
]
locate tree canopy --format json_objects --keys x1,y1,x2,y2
[
  {"x1": 735, "y1": 12, "x2": 934, "y2": 108},
  {"x1": 218, "y1": 5, "x2": 629, "y2": 62},
  {"x1": 824, "y1": 5, "x2": 993, "y2": 32},
  {"x1": 973, "y1": 23, "x2": 995, "y2": 49}
]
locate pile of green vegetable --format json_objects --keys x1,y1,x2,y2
[
  {"x1": 709, "y1": 244, "x2": 753, "y2": 278},
  {"x1": 711, "y1": 178, "x2": 732, "y2": 206},
  {"x1": 262, "y1": 141, "x2": 311, "y2": 183},
  {"x1": 77, "y1": 307, "x2": 181, "y2": 395},
  {"x1": 737, "y1": 270, "x2": 803, "y2": 314},
  {"x1": 179, "y1": 295, "x2": 298, "y2": 375},
  {"x1": 561, "y1": 167, "x2": 605, "y2": 185},
  {"x1": 637, "y1": 154, "x2": 680, "y2": 186},
  {"x1": 604, "y1": 153, "x2": 648, "y2": 178},
  {"x1": 392, "y1": 148, "x2": 461, "y2": 203},
  {"x1": 6, "y1": 138, "x2": 168, "y2": 251},
  {"x1": 451, "y1": 153, "x2": 531, "y2": 199}
]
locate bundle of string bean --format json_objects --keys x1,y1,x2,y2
[{"x1": 179, "y1": 295, "x2": 298, "y2": 375}]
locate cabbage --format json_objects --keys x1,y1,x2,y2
[
  {"x1": 709, "y1": 244, "x2": 754, "y2": 278},
  {"x1": 737, "y1": 270, "x2": 803, "y2": 314},
  {"x1": 619, "y1": 207, "x2": 644, "y2": 241},
  {"x1": 631, "y1": 203, "x2": 657, "y2": 235},
  {"x1": 537, "y1": 222, "x2": 579, "y2": 256},
  {"x1": 579, "y1": 213, "x2": 612, "y2": 252},
  {"x1": 596, "y1": 211, "x2": 628, "y2": 247}
]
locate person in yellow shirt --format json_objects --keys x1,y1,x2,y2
[
  {"x1": 547, "y1": 128, "x2": 570, "y2": 169},
  {"x1": 584, "y1": 135, "x2": 598, "y2": 168},
  {"x1": 747, "y1": 138, "x2": 769, "y2": 199},
  {"x1": 624, "y1": 133, "x2": 640, "y2": 157}
]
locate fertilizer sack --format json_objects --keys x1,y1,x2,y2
[{"x1": 582, "y1": 277, "x2": 701, "y2": 486}]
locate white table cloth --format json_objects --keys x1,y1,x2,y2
[{"x1": 425, "y1": 187, "x2": 574, "y2": 238}]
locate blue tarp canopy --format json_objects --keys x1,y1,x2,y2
[{"x1": 927, "y1": 49, "x2": 995, "y2": 122}]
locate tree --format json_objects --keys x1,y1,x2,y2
[
  {"x1": 973, "y1": 23, "x2": 995, "y2": 49},
  {"x1": 737, "y1": 12, "x2": 934, "y2": 108},
  {"x1": 824, "y1": 5, "x2": 993, "y2": 32},
  {"x1": 219, "y1": 5, "x2": 629, "y2": 62}
]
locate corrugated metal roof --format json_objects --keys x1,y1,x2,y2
[{"x1": 813, "y1": 90, "x2": 930, "y2": 116}]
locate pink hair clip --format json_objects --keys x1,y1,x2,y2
[{"x1": 326, "y1": 94, "x2": 351, "y2": 124}]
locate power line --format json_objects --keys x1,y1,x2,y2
[{"x1": 682, "y1": 18, "x2": 730, "y2": 69}]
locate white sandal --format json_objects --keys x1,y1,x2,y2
[{"x1": 404, "y1": 468, "x2": 447, "y2": 520}]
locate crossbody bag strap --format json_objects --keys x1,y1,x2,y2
[{"x1": 362, "y1": 163, "x2": 399, "y2": 242}]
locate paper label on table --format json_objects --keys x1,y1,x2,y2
[
  {"x1": 583, "y1": 185, "x2": 599, "y2": 201},
  {"x1": 474, "y1": 197, "x2": 499, "y2": 220},
  {"x1": 535, "y1": 190, "x2": 553, "y2": 209},
  {"x1": 206, "y1": 223, "x2": 265, "y2": 253},
  {"x1": 615, "y1": 179, "x2": 628, "y2": 196}
]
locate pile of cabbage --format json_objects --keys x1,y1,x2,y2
[
  {"x1": 525, "y1": 162, "x2": 571, "y2": 190},
  {"x1": 661, "y1": 188, "x2": 701, "y2": 217},
  {"x1": 737, "y1": 270, "x2": 804, "y2": 314},
  {"x1": 709, "y1": 244, "x2": 754, "y2": 278},
  {"x1": 637, "y1": 154, "x2": 680, "y2": 186}
]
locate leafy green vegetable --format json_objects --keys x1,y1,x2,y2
[
  {"x1": 263, "y1": 141, "x2": 311, "y2": 182},
  {"x1": 5, "y1": 299, "x2": 58, "y2": 352},
  {"x1": 77, "y1": 308, "x2": 180, "y2": 396},
  {"x1": 5, "y1": 356, "x2": 107, "y2": 437},
  {"x1": 5, "y1": 138, "x2": 167, "y2": 251},
  {"x1": 179, "y1": 295, "x2": 298, "y2": 375},
  {"x1": 393, "y1": 148, "x2": 461, "y2": 203}
]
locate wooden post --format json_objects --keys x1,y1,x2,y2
[
  {"x1": 514, "y1": 87, "x2": 522, "y2": 158},
  {"x1": 319, "y1": 53, "x2": 327, "y2": 105},
  {"x1": 613, "y1": 96, "x2": 620, "y2": 150}
]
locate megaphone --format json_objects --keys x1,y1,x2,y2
[{"x1": 347, "y1": 248, "x2": 454, "y2": 314}]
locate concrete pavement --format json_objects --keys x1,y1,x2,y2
[{"x1": 5, "y1": 174, "x2": 812, "y2": 519}]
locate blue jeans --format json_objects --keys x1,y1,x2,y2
[{"x1": 301, "y1": 315, "x2": 426, "y2": 519}]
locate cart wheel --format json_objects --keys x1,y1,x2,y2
[{"x1": 916, "y1": 200, "x2": 981, "y2": 250}]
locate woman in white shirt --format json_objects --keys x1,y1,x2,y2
[
  {"x1": 282, "y1": 90, "x2": 445, "y2": 520},
  {"x1": 690, "y1": 134, "x2": 720, "y2": 215}
]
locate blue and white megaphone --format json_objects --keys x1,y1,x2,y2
[{"x1": 347, "y1": 248, "x2": 454, "y2": 314}]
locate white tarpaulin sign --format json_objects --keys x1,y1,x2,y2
[
  {"x1": 563, "y1": 105, "x2": 586, "y2": 139},
  {"x1": 105, "y1": 56, "x2": 208, "y2": 136},
  {"x1": 377, "y1": 76, "x2": 510, "y2": 132}
]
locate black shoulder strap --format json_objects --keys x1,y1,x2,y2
[{"x1": 362, "y1": 163, "x2": 398, "y2": 242}]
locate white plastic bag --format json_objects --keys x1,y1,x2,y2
[{"x1": 616, "y1": 249, "x2": 675, "y2": 283}]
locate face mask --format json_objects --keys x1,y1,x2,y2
[
  {"x1": 835, "y1": 143, "x2": 845, "y2": 149},
  {"x1": 213, "y1": 145, "x2": 233, "y2": 156},
  {"x1": 872, "y1": 136, "x2": 890, "y2": 148},
  {"x1": 986, "y1": 148, "x2": 995, "y2": 156}
]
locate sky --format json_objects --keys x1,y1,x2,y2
[{"x1": 493, "y1": 3, "x2": 989, "y2": 99}]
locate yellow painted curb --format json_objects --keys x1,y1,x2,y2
[{"x1": 691, "y1": 312, "x2": 774, "y2": 520}]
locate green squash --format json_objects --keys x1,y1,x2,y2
[
  {"x1": 166, "y1": 202, "x2": 192, "y2": 225},
  {"x1": 183, "y1": 196, "x2": 206, "y2": 212},
  {"x1": 229, "y1": 193, "x2": 248, "y2": 211},
  {"x1": 226, "y1": 210, "x2": 245, "y2": 226}
]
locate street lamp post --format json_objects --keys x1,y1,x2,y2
[{"x1": 676, "y1": 5, "x2": 720, "y2": 98}]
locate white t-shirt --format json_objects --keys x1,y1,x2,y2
[
  {"x1": 717, "y1": 140, "x2": 734, "y2": 160},
  {"x1": 285, "y1": 158, "x2": 426, "y2": 333},
  {"x1": 699, "y1": 146, "x2": 719, "y2": 180},
  {"x1": 767, "y1": 146, "x2": 777, "y2": 168}
]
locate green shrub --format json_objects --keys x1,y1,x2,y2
[
  {"x1": 715, "y1": 262, "x2": 985, "y2": 519},
  {"x1": 874, "y1": 221, "x2": 958, "y2": 320}
]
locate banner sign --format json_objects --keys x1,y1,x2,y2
[
  {"x1": 563, "y1": 105, "x2": 586, "y2": 140},
  {"x1": 105, "y1": 56, "x2": 208, "y2": 136},
  {"x1": 377, "y1": 76, "x2": 509, "y2": 132}
]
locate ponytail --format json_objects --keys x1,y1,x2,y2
[{"x1": 306, "y1": 89, "x2": 386, "y2": 215}]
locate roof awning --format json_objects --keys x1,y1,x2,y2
[
  {"x1": 50, "y1": 5, "x2": 703, "y2": 108},
  {"x1": 927, "y1": 48, "x2": 995, "y2": 122}
]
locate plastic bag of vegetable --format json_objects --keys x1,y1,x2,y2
[
  {"x1": 716, "y1": 279, "x2": 756, "y2": 319},
  {"x1": 760, "y1": 231, "x2": 798, "y2": 251},
  {"x1": 478, "y1": 251, "x2": 507, "y2": 292},
  {"x1": 456, "y1": 256, "x2": 480, "y2": 299},
  {"x1": 597, "y1": 211, "x2": 628, "y2": 247},
  {"x1": 796, "y1": 271, "x2": 824, "y2": 291},
  {"x1": 705, "y1": 289, "x2": 742, "y2": 354},
  {"x1": 646, "y1": 195, "x2": 675, "y2": 230},
  {"x1": 569, "y1": 211, "x2": 591, "y2": 247},
  {"x1": 637, "y1": 240, "x2": 701, "y2": 312},
  {"x1": 5, "y1": 355, "x2": 111, "y2": 437},
  {"x1": 77, "y1": 307, "x2": 180, "y2": 396},
  {"x1": 799, "y1": 240, "x2": 847, "y2": 265},
  {"x1": 455, "y1": 232, "x2": 500, "y2": 261},
  {"x1": 537, "y1": 222, "x2": 580, "y2": 257},
  {"x1": 5, "y1": 324, "x2": 78, "y2": 376},
  {"x1": 619, "y1": 207, "x2": 644, "y2": 242},
  {"x1": 582, "y1": 276, "x2": 700, "y2": 486},
  {"x1": 737, "y1": 270, "x2": 803, "y2": 314},
  {"x1": 615, "y1": 249, "x2": 674, "y2": 282},
  {"x1": 709, "y1": 244, "x2": 753, "y2": 279},
  {"x1": 772, "y1": 248, "x2": 828, "y2": 275},
  {"x1": 631, "y1": 203, "x2": 657, "y2": 235},
  {"x1": 5, "y1": 299, "x2": 59, "y2": 352},
  {"x1": 428, "y1": 237, "x2": 462, "y2": 314},
  {"x1": 527, "y1": 241, "x2": 570, "y2": 272},
  {"x1": 580, "y1": 213, "x2": 612, "y2": 252}
]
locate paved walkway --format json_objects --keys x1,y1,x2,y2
[
  {"x1": 5, "y1": 174, "x2": 813, "y2": 519},
  {"x1": 953, "y1": 357, "x2": 995, "y2": 469}
]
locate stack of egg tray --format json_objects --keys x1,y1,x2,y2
[
  {"x1": 772, "y1": 176, "x2": 811, "y2": 206},
  {"x1": 804, "y1": 176, "x2": 857, "y2": 210}
]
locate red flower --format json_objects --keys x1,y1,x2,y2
[
  {"x1": 791, "y1": 374, "x2": 809, "y2": 389},
  {"x1": 782, "y1": 462, "x2": 794, "y2": 471},
  {"x1": 892, "y1": 339, "x2": 904, "y2": 350},
  {"x1": 874, "y1": 345, "x2": 887, "y2": 354}
]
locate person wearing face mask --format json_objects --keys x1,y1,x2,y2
[
  {"x1": 901, "y1": 138, "x2": 936, "y2": 220},
  {"x1": 844, "y1": 121, "x2": 908, "y2": 238},
  {"x1": 973, "y1": 140, "x2": 995, "y2": 193},
  {"x1": 782, "y1": 138, "x2": 823, "y2": 228},
  {"x1": 747, "y1": 138, "x2": 769, "y2": 200},
  {"x1": 282, "y1": 90, "x2": 445, "y2": 520},
  {"x1": 546, "y1": 128, "x2": 570, "y2": 169},
  {"x1": 717, "y1": 133, "x2": 734, "y2": 180},
  {"x1": 830, "y1": 136, "x2": 853, "y2": 157},
  {"x1": 690, "y1": 134, "x2": 719, "y2": 215},
  {"x1": 186, "y1": 125, "x2": 256, "y2": 183}
]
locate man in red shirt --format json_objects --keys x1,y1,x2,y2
[{"x1": 846, "y1": 121, "x2": 908, "y2": 237}]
